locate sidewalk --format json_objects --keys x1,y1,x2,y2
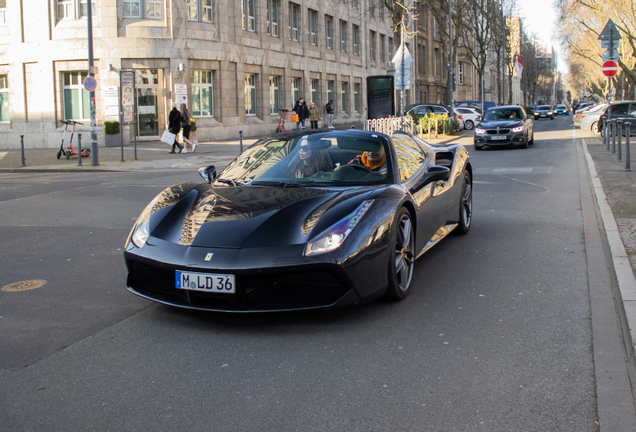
[
  {"x1": 0, "y1": 130, "x2": 464, "y2": 172},
  {"x1": 584, "y1": 135, "x2": 636, "y2": 394}
]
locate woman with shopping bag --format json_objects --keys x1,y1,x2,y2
[{"x1": 168, "y1": 105, "x2": 184, "y2": 154}]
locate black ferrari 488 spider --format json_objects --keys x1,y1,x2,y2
[{"x1": 124, "y1": 129, "x2": 472, "y2": 312}]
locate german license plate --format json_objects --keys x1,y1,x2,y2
[
  {"x1": 491, "y1": 135, "x2": 507, "y2": 140},
  {"x1": 175, "y1": 270, "x2": 236, "y2": 293}
]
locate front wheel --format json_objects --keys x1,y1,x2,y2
[
  {"x1": 529, "y1": 131, "x2": 534, "y2": 144},
  {"x1": 592, "y1": 122, "x2": 599, "y2": 135},
  {"x1": 56, "y1": 149, "x2": 63, "y2": 159},
  {"x1": 464, "y1": 120, "x2": 474, "y2": 130},
  {"x1": 384, "y1": 208, "x2": 415, "y2": 301},
  {"x1": 455, "y1": 171, "x2": 472, "y2": 235}
]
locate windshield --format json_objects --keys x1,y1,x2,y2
[
  {"x1": 538, "y1": 105, "x2": 551, "y2": 110},
  {"x1": 483, "y1": 108, "x2": 524, "y2": 122},
  {"x1": 216, "y1": 132, "x2": 392, "y2": 187}
]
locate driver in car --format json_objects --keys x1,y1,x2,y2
[{"x1": 347, "y1": 146, "x2": 387, "y2": 174}]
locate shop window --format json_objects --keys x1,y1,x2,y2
[{"x1": 63, "y1": 71, "x2": 90, "y2": 120}]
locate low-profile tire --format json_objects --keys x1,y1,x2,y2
[
  {"x1": 384, "y1": 207, "x2": 415, "y2": 301},
  {"x1": 529, "y1": 131, "x2": 534, "y2": 144},
  {"x1": 464, "y1": 120, "x2": 474, "y2": 130},
  {"x1": 592, "y1": 122, "x2": 599, "y2": 134},
  {"x1": 519, "y1": 135, "x2": 529, "y2": 149},
  {"x1": 455, "y1": 171, "x2": 472, "y2": 235}
]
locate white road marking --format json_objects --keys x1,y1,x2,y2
[{"x1": 0, "y1": 152, "x2": 7, "y2": 160}]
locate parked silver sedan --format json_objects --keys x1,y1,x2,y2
[{"x1": 579, "y1": 104, "x2": 608, "y2": 134}]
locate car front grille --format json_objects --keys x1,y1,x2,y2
[
  {"x1": 128, "y1": 261, "x2": 351, "y2": 311},
  {"x1": 486, "y1": 129, "x2": 511, "y2": 134}
]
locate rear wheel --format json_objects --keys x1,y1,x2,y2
[
  {"x1": 56, "y1": 149, "x2": 63, "y2": 159},
  {"x1": 464, "y1": 120, "x2": 474, "y2": 130},
  {"x1": 385, "y1": 208, "x2": 415, "y2": 301},
  {"x1": 592, "y1": 122, "x2": 599, "y2": 134},
  {"x1": 455, "y1": 171, "x2": 472, "y2": 235}
]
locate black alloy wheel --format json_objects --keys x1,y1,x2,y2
[
  {"x1": 385, "y1": 208, "x2": 415, "y2": 301},
  {"x1": 455, "y1": 171, "x2": 472, "y2": 235}
]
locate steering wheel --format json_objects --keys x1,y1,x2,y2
[{"x1": 342, "y1": 163, "x2": 372, "y2": 173}]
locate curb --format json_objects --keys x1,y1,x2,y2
[{"x1": 582, "y1": 138, "x2": 636, "y2": 385}]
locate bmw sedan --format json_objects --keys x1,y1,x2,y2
[
  {"x1": 473, "y1": 106, "x2": 534, "y2": 150},
  {"x1": 533, "y1": 105, "x2": 554, "y2": 120}
]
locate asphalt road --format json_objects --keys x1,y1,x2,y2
[{"x1": 0, "y1": 115, "x2": 616, "y2": 431}]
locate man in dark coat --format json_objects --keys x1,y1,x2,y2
[
  {"x1": 293, "y1": 98, "x2": 309, "y2": 130},
  {"x1": 168, "y1": 105, "x2": 184, "y2": 153},
  {"x1": 325, "y1": 100, "x2": 334, "y2": 128}
]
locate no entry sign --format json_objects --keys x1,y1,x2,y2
[{"x1": 602, "y1": 60, "x2": 618, "y2": 77}]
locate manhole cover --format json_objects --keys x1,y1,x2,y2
[{"x1": 1, "y1": 280, "x2": 47, "y2": 292}]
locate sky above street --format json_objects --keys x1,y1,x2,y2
[{"x1": 517, "y1": 0, "x2": 568, "y2": 72}]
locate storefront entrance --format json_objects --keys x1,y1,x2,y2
[{"x1": 135, "y1": 69, "x2": 161, "y2": 138}]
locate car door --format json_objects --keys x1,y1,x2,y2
[
  {"x1": 629, "y1": 104, "x2": 636, "y2": 136},
  {"x1": 611, "y1": 103, "x2": 630, "y2": 135},
  {"x1": 391, "y1": 133, "x2": 447, "y2": 251}
]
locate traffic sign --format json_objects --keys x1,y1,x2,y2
[
  {"x1": 83, "y1": 76, "x2": 97, "y2": 92},
  {"x1": 601, "y1": 40, "x2": 620, "y2": 49},
  {"x1": 602, "y1": 49, "x2": 619, "y2": 62},
  {"x1": 602, "y1": 60, "x2": 618, "y2": 77},
  {"x1": 598, "y1": 19, "x2": 621, "y2": 42}
]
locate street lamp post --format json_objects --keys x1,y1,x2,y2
[{"x1": 448, "y1": 0, "x2": 453, "y2": 115}]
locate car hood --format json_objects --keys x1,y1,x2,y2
[
  {"x1": 144, "y1": 182, "x2": 375, "y2": 248},
  {"x1": 478, "y1": 120, "x2": 524, "y2": 129}
]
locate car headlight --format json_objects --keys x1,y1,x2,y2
[
  {"x1": 305, "y1": 200, "x2": 374, "y2": 256},
  {"x1": 475, "y1": 128, "x2": 486, "y2": 134},
  {"x1": 511, "y1": 126, "x2": 524, "y2": 133},
  {"x1": 127, "y1": 200, "x2": 156, "y2": 249}
]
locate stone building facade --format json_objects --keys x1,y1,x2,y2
[{"x1": 0, "y1": 0, "x2": 394, "y2": 149}]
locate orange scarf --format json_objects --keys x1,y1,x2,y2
[{"x1": 361, "y1": 152, "x2": 386, "y2": 171}]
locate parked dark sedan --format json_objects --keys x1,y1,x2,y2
[
  {"x1": 473, "y1": 106, "x2": 534, "y2": 150},
  {"x1": 124, "y1": 129, "x2": 473, "y2": 312}
]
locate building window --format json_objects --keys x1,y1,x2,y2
[
  {"x1": 354, "y1": 82, "x2": 360, "y2": 113},
  {"x1": 188, "y1": 0, "x2": 213, "y2": 23},
  {"x1": 270, "y1": 76, "x2": 280, "y2": 114},
  {"x1": 380, "y1": 34, "x2": 385, "y2": 63},
  {"x1": 267, "y1": 0, "x2": 280, "y2": 37},
  {"x1": 311, "y1": 79, "x2": 319, "y2": 105},
  {"x1": 352, "y1": 0, "x2": 359, "y2": 8},
  {"x1": 192, "y1": 70, "x2": 214, "y2": 116},
  {"x1": 459, "y1": 63, "x2": 464, "y2": 85},
  {"x1": 340, "y1": 20, "x2": 347, "y2": 53},
  {"x1": 289, "y1": 3, "x2": 300, "y2": 42},
  {"x1": 242, "y1": 0, "x2": 255, "y2": 31},
  {"x1": 57, "y1": 0, "x2": 73, "y2": 19},
  {"x1": 245, "y1": 73, "x2": 256, "y2": 116},
  {"x1": 353, "y1": 25, "x2": 360, "y2": 55},
  {"x1": 308, "y1": 9, "x2": 318, "y2": 46},
  {"x1": 0, "y1": 75, "x2": 9, "y2": 122},
  {"x1": 291, "y1": 77, "x2": 301, "y2": 104},
  {"x1": 327, "y1": 80, "x2": 334, "y2": 108},
  {"x1": 79, "y1": 0, "x2": 96, "y2": 17},
  {"x1": 341, "y1": 82, "x2": 348, "y2": 113},
  {"x1": 370, "y1": 31, "x2": 376, "y2": 61},
  {"x1": 325, "y1": 15, "x2": 334, "y2": 50},
  {"x1": 369, "y1": 0, "x2": 375, "y2": 18},
  {"x1": 388, "y1": 37, "x2": 394, "y2": 58},
  {"x1": 123, "y1": 0, "x2": 163, "y2": 18},
  {"x1": 63, "y1": 71, "x2": 90, "y2": 120}
]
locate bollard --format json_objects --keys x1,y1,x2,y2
[
  {"x1": 626, "y1": 121, "x2": 631, "y2": 171},
  {"x1": 428, "y1": 118, "x2": 431, "y2": 140},
  {"x1": 239, "y1": 130, "x2": 243, "y2": 154},
  {"x1": 611, "y1": 119, "x2": 617, "y2": 154},
  {"x1": 20, "y1": 135, "x2": 25, "y2": 167},
  {"x1": 435, "y1": 118, "x2": 439, "y2": 138},
  {"x1": 604, "y1": 118, "x2": 609, "y2": 150},
  {"x1": 77, "y1": 134, "x2": 83, "y2": 166},
  {"x1": 617, "y1": 120, "x2": 623, "y2": 161}
]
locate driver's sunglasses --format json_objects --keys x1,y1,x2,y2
[{"x1": 299, "y1": 145, "x2": 311, "y2": 152}]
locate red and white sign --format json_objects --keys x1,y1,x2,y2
[{"x1": 602, "y1": 60, "x2": 618, "y2": 77}]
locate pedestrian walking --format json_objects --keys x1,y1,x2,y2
[
  {"x1": 308, "y1": 102, "x2": 321, "y2": 129},
  {"x1": 168, "y1": 104, "x2": 184, "y2": 154},
  {"x1": 326, "y1": 100, "x2": 335, "y2": 129},
  {"x1": 179, "y1": 103, "x2": 196, "y2": 153},
  {"x1": 293, "y1": 98, "x2": 309, "y2": 130}
]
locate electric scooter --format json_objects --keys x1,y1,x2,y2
[{"x1": 56, "y1": 120, "x2": 90, "y2": 159}]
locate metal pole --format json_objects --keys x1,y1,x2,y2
[
  {"x1": 118, "y1": 70, "x2": 124, "y2": 163},
  {"x1": 448, "y1": 0, "x2": 453, "y2": 113},
  {"x1": 617, "y1": 120, "x2": 623, "y2": 161},
  {"x1": 87, "y1": 0, "x2": 98, "y2": 166},
  {"x1": 20, "y1": 135, "x2": 25, "y2": 166},
  {"x1": 400, "y1": 22, "x2": 405, "y2": 131},
  {"x1": 239, "y1": 130, "x2": 243, "y2": 154},
  {"x1": 133, "y1": 71, "x2": 138, "y2": 160},
  {"x1": 625, "y1": 121, "x2": 631, "y2": 171},
  {"x1": 77, "y1": 134, "x2": 83, "y2": 166},
  {"x1": 611, "y1": 119, "x2": 616, "y2": 153}
]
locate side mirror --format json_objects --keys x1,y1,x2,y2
[
  {"x1": 416, "y1": 165, "x2": 450, "y2": 189},
  {"x1": 198, "y1": 165, "x2": 217, "y2": 184}
]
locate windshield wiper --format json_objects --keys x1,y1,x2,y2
[
  {"x1": 251, "y1": 180, "x2": 302, "y2": 187},
  {"x1": 216, "y1": 179, "x2": 244, "y2": 186}
]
